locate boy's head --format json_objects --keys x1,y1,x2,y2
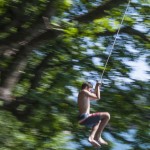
[{"x1": 81, "y1": 82, "x2": 93, "y2": 90}]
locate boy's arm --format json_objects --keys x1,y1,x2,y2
[
  {"x1": 83, "y1": 82, "x2": 101, "y2": 100},
  {"x1": 94, "y1": 82, "x2": 101, "y2": 99},
  {"x1": 84, "y1": 91, "x2": 99, "y2": 100}
]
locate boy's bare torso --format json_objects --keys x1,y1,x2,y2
[{"x1": 77, "y1": 90, "x2": 90, "y2": 115}]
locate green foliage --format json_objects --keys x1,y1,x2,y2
[
  {"x1": 0, "y1": 0, "x2": 149, "y2": 150},
  {"x1": 0, "y1": 110, "x2": 29, "y2": 149}
]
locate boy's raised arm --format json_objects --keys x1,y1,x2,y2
[{"x1": 94, "y1": 82, "x2": 101, "y2": 99}]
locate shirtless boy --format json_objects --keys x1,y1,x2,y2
[{"x1": 77, "y1": 82, "x2": 110, "y2": 148}]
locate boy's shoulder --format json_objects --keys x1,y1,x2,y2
[{"x1": 80, "y1": 89, "x2": 90, "y2": 95}]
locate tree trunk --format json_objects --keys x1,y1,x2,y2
[
  {"x1": 0, "y1": 46, "x2": 31, "y2": 101},
  {"x1": 0, "y1": 29, "x2": 62, "y2": 101}
]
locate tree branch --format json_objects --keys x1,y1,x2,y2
[
  {"x1": 74, "y1": 0, "x2": 129, "y2": 23},
  {"x1": 0, "y1": 0, "x2": 56, "y2": 50},
  {"x1": 96, "y1": 26, "x2": 150, "y2": 42}
]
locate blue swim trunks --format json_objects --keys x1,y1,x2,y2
[{"x1": 78, "y1": 113, "x2": 101, "y2": 127}]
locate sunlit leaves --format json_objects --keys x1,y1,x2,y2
[
  {"x1": 94, "y1": 18, "x2": 119, "y2": 32},
  {"x1": 64, "y1": 27, "x2": 78, "y2": 36},
  {"x1": 55, "y1": 0, "x2": 73, "y2": 15}
]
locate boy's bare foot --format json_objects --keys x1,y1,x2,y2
[
  {"x1": 88, "y1": 137, "x2": 101, "y2": 148},
  {"x1": 95, "y1": 137, "x2": 108, "y2": 145}
]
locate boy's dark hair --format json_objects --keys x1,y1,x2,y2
[{"x1": 81, "y1": 82, "x2": 93, "y2": 89}]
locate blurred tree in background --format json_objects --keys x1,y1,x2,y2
[{"x1": 0, "y1": 0, "x2": 149, "y2": 149}]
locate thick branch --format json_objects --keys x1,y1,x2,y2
[
  {"x1": 96, "y1": 26, "x2": 150, "y2": 42},
  {"x1": 0, "y1": 0, "x2": 56, "y2": 50},
  {"x1": 74, "y1": 0, "x2": 129, "y2": 23},
  {"x1": 121, "y1": 26, "x2": 150, "y2": 42}
]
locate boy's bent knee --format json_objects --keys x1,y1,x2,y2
[
  {"x1": 106, "y1": 112, "x2": 110, "y2": 120},
  {"x1": 99, "y1": 112, "x2": 110, "y2": 120},
  {"x1": 104, "y1": 112, "x2": 110, "y2": 120}
]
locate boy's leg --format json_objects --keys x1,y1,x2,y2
[
  {"x1": 94, "y1": 112, "x2": 110, "y2": 145},
  {"x1": 88, "y1": 122, "x2": 101, "y2": 147}
]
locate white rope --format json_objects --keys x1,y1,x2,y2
[{"x1": 99, "y1": 0, "x2": 131, "y2": 85}]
